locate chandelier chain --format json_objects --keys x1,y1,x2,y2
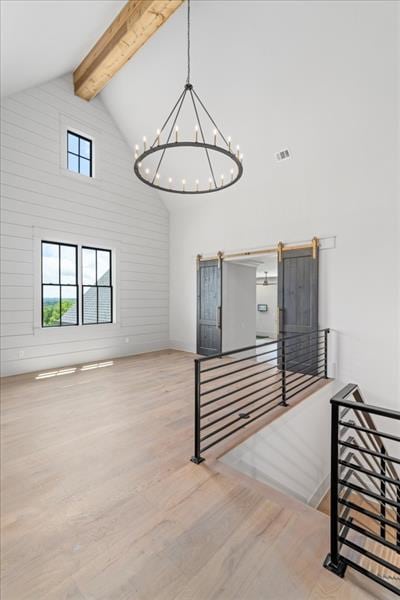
[{"x1": 187, "y1": 0, "x2": 191, "y2": 84}]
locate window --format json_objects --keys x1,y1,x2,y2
[
  {"x1": 41, "y1": 242, "x2": 78, "y2": 327},
  {"x1": 67, "y1": 131, "x2": 92, "y2": 177},
  {"x1": 82, "y1": 247, "x2": 113, "y2": 325}
]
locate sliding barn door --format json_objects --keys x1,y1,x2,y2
[
  {"x1": 278, "y1": 246, "x2": 319, "y2": 374},
  {"x1": 197, "y1": 259, "x2": 222, "y2": 355}
]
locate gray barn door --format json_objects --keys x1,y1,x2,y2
[
  {"x1": 278, "y1": 246, "x2": 319, "y2": 374},
  {"x1": 197, "y1": 259, "x2": 222, "y2": 355}
]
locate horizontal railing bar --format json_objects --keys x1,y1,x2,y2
[
  {"x1": 201, "y1": 400, "x2": 283, "y2": 452},
  {"x1": 338, "y1": 419, "x2": 400, "y2": 443},
  {"x1": 201, "y1": 379, "x2": 282, "y2": 415},
  {"x1": 285, "y1": 358, "x2": 325, "y2": 384},
  {"x1": 201, "y1": 389, "x2": 282, "y2": 428},
  {"x1": 285, "y1": 377, "x2": 326, "y2": 402},
  {"x1": 200, "y1": 364, "x2": 280, "y2": 396},
  {"x1": 196, "y1": 328, "x2": 329, "y2": 363},
  {"x1": 348, "y1": 453, "x2": 398, "y2": 499},
  {"x1": 285, "y1": 374, "x2": 325, "y2": 399},
  {"x1": 200, "y1": 370, "x2": 281, "y2": 407},
  {"x1": 338, "y1": 440, "x2": 400, "y2": 465},
  {"x1": 200, "y1": 392, "x2": 285, "y2": 442},
  {"x1": 201, "y1": 341, "x2": 326, "y2": 383},
  {"x1": 338, "y1": 479, "x2": 400, "y2": 509},
  {"x1": 338, "y1": 537, "x2": 400, "y2": 576},
  {"x1": 338, "y1": 517, "x2": 399, "y2": 553},
  {"x1": 351, "y1": 412, "x2": 400, "y2": 485},
  {"x1": 199, "y1": 346, "x2": 280, "y2": 374},
  {"x1": 201, "y1": 356, "x2": 278, "y2": 384},
  {"x1": 331, "y1": 398, "x2": 400, "y2": 421},
  {"x1": 338, "y1": 497, "x2": 400, "y2": 532},
  {"x1": 284, "y1": 371, "x2": 321, "y2": 394},
  {"x1": 339, "y1": 459, "x2": 400, "y2": 487},
  {"x1": 277, "y1": 337, "x2": 325, "y2": 354},
  {"x1": 339, "y1": 557, "x2": 400, "y2": 596},
  {"x1": 338, "y1": 498, "x2": 400, "y2": 531}
]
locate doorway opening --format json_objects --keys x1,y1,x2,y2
[{"x1": 222, "y1": 254, "x2": 278, "y2": 353}]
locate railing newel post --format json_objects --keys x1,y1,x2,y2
[
  {"x1": 380, "y1": 447, "x2": 386, "y2": 540},
  {"x1": 281, "y1": 338, "x2": 288, "y2": 406},
  {"x1": 324, "y1": 400, "x2": 347, "y2": 577},
  {"x1": 324, "y1": 328, "x2": 329, "y2": 379},
  {"x1": 191, "y1": 358, "x2": 205, "y2": 464}
]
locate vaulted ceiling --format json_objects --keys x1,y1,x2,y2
[{"x1": 2, "y1": 1, "x2": 393, "y2": 215}]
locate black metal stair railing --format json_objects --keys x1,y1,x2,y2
[
  {"x1": 324, "y1": 384, "x2": 400, "y2": 596},
  {"x1": 191, "y1": 328, "x2": 330, "y2": 464}
]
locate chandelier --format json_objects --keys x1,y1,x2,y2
[{"x1": 133, "y1": 0, "x2": 243, "y2": 194}]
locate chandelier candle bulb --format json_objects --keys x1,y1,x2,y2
[
  {"x1": 156, "y1": 173, "x2": 160, "y2": 184},
  {"x1": 220, "y1": 174, "x2": 224, "y2": 187},
  {"x1": 228, "y1": 136, "x2": 231, "y2": 152},
  {"x1": 195, "y1": 179, "x2": 199, "y2": 191},
  {"x1": 182, "y1": 178, "x2": 186, "y2": 191},
  {"x1": 156, "y1": 129, "x2": 161, "y2": 145},
  {"x1": 230, "y1": 168, "x2": 234, "y2": 181},
  {"x1": 209, "y1": 177, "x2": 212, "y2": 190},
  {"x1": 195, "y1": 124, "x2": 199, "y2": 142},
  {"x1": 168, "y1": 177, "x2": 172, "y2": 189},
  {"x1": 213, "y1": 129, "x2": 217, "y2": 145},
  {"x1": 236, "y1": 145, "x2": 240, "y2": 158},
  {"x1": 175, "y1": 126, "x2": 179, "y2": 143}
]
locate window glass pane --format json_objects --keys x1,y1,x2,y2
[
  {"x1": 82, "y1": 248, "x2": 96, "y2": 285},
  {"x1": 60, "y1": 245, "x2": 76, "y2": 284},
  {"x1": 67, "y1": 132, "x2": 79, "y2": 154},
  {"x1": 42, "y1": 285, "x2": 60, "y2": 327},
  {"x1": 80, "y1": 158, "x2": 91, "y2": 177},
  {"x1": 61, "y1": 286, "x2": 77, "y2": 325},
  {"x1": 68, "y1": 153, "x2": 79, "y2": 173},
  {"x1": 83, "y1": 286, "x2": 97, "y2": 324},
  {"x1": 80, "y1": 138, "x2": 91, "y2": 159},
  {"x1": 42, "y1": 243, "x2": 59, "y2": 284},
  {"x1": 98, "y1": 287, "x2": 112, "y2": 323},
  {"x1": 97, "y1": 251, "x2": 110, "y2": 285}
]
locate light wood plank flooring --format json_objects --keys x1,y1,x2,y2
[{"x1": 1, "y1": 350, "x2": 395, "y2": 599}]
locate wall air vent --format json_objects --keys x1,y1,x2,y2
[{"x1": 276, "y1": 149, "x2": 290, "y2": 161}]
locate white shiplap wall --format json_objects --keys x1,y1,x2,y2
[{"x1": 0, "y1": 74, "x2": 169, "y2": 376}]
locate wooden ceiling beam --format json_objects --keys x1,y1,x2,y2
[{"x1": 74, "y1": 0, "x2": 185, "y2": 101}]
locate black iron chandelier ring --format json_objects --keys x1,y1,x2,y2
[{"x1": 134, "y1": 141, "x2": 243, "y2": 194}]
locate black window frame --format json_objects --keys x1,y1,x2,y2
[
  {"x1": 67, "y1": 130, "x2": 93, "y2": 177},
  {"x1": 82, "y1": 246, "x2": 113, "y2": 326},
  {"x1": 41, "y1": 241, "x2": 79, "y2": 328}
]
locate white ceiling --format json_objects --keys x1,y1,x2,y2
[
  {"x1": 0, "y1": 0, "x2": 125, "y2": 97},
  {"x1": 1, "y1": 0, "x2": 383, "y2": 217}
]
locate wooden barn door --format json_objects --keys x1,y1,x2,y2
[
  {"x1": 197, "y1": 256, "x2": 222, "y2": 356},
  {"x1": 278, "y1": 244, "x2": 319, "y2": 374}
]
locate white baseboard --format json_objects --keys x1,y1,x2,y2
[
  {"x1": 308, "y1": 473, "x2": 331, "y2": 508},
  {"x1": 168, "y1": 339, "x2": 196, "y2": 354}
]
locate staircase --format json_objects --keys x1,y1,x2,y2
[{"x1": 323, "y1": 384, "x2": 400, "y2": 596}]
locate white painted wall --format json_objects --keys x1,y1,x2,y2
[
  {"x1": 0, "y1": 74, "x2": 169, "y2": 376},
  {"x1": 221, "y1": 380, "x2": 340, "y2": 507},
  {"x1": 168, "y1": 1, "x2": 399, "y2": 409},
  {"x1": 256, "y1": 284, "x2": 277, "y2": 338},
  {"x1": 222, "y1": 262, "x2": 256, "y2": 352}
]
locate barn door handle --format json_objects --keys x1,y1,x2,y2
[
  {"x1": 278, "y1": 307, "x2": 283, "y2": 333},
  {"x1": 216, "y1": 306, "x2": 222, "y2": 328}
]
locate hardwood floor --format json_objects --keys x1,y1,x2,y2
[{"x1": 0, "y1": 350, "x2": 395, "y2": 599}]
